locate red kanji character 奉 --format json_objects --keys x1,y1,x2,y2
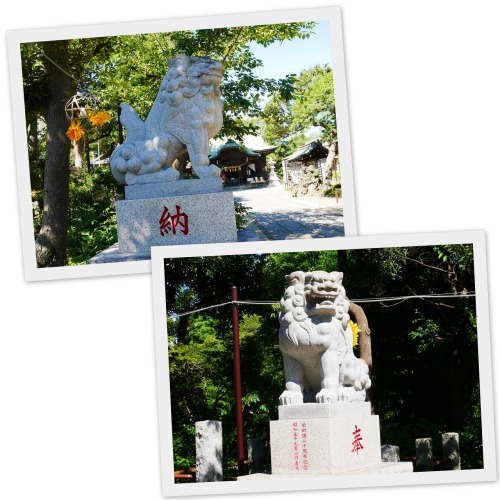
[
  {"x1": 159, "y1": 205, "x2": 189, "y2": 236},
  {"x1": 351, "y1": 425, "x2": 364, "y2": 454}
]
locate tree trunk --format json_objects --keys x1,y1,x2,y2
[
  {"x1": 322, "y1": 140, "x2": 337, "y2": 192},
  {"x1": 35, "y1": 41, "x2": 73, "y2": 267},
  {"x1": 73, "y1": 138, "x2": 84, "y2": 169},
  {"x1": 27, "y1": 112, "x2": 41, "y2": 189},
  {"x1": 173, "y1": 152, "x2": 189, "y2": 178},
  {"x1": 348, "y1": 301, "x2": 374, "y2": 412},
  {"x1": 348, "y1": 301, "x2": 372, "y2": 370}
]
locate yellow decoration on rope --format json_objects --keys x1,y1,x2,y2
[
  {"x1": 66, "y1": 121, "x2": 86, "y2": 141},
  {"x1": 88, "y1": 110, "x2": 111, "y2": 127},
  {"x1": 349, "y1": 320, "x2": 361, "y2": 348},
  {"x1": 66, "y1": 109, "x2": 111, "y2": 142}
]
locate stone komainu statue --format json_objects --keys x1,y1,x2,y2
[
  {"x1": 110, "y1": 54, "x2": 224, "y2": 185},
  {"x1": 278, "y1": 271, "x2": 371, "y2": 405}
]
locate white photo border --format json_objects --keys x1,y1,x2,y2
[
  {"x1": 7, "y1": 6, "x2": 356, "y2": 282},
  {"x1": 151, "y1": 230, "x2": 496, "y2": 496}
]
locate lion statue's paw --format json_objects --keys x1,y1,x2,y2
[
  {"x1": 316, "y1": 388, "x2": 339, "y2": 404},
  {"x1": 192, "y1": 163, "x2": 221, "y2": 178},
  {"x1": 279, "y1": 390, "x2": 304, "y2": 405},
  {"x1": 125, "y1": 167, "x2": 180, "y2": 185},
  {"x1": 340, "y1": 354, "x2": 372, "y2": 392},
  {"x1": 338, "y1": 387, "x2": 366, "y2": 402}
]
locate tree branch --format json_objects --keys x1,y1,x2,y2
[
  {"x1": 406, "y1": 255, "x2": 448, "y2": 273},
  {"x1": 222, "y1": 27, "x2": 245, "y2": 65}
]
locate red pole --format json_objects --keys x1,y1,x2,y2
[{"x1": 231, "y1": 285, "x2": 245, "y2": 476}]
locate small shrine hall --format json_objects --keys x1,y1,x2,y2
[{"x1": 209, "y1": 139, "x2": 277, "y2": 186}]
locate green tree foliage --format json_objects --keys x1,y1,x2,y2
[
  {"x1": 289, "y1": 65, "x2": 336, "y2": 138},
  {"x1": 346, "y1": 244, "x2": 480, "y2": 468},
  {"x1": 261, "y1": 64, "x2": 336, "y2": 144},
  {"x1": 163, "y1": 245, "x2": 482, "y2": 478},
  {"x1": 261, "y1": 65, "x2": 337, "y2": 186}
]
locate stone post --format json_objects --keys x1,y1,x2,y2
[
  {"x1": 195, "y1": 420, "x2": 223, "y2": 482},
  {"x1": 381, "y1": 444, "x2": 400, "y2": 462},
  {"x1": 442, "y1": 432, "x2": 461, "y2": 470},
  {"x1": 415, "y1": 438, "x2": 433, "y2": 471},
  {"x1": 247, "y1": 437, "x2": 264, "y2": 474},
  {"x1": 268, "y1": 159, "x2": 281, "y2": 187}
]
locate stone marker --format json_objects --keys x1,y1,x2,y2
[
  {"x1": 415, "y1": 438, "x2": 433, "y2": 471},
  {"x1": 442, "y1": 432, "x2": 461, "y2": 470},
  {"x1": 252, "y1": 271, "x2": 414, "y2": 480},
  {"x1": 247, "y1": 438, "x2": 264, "y2": 474},
  {"x1": 267, "y1": 159, "x2": 281, "y2": 187},
  {"x1": 88, "y1": 54, "x2": 237, "y2": 264},
  {"x1": 195, "y1": 420, "x2": 223, "y2": 482},
  {"x1": 381, "y1": 444, "x2": 400, "y2": 462}
]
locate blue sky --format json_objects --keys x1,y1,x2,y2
[{"x1": 247, "y1": 20, "x2": 332, "y2": 80}]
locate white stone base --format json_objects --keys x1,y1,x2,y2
[
  {"x1": 270, "y1": 412, "x2": 382, "y2": 475},
  {"x1": 115, "y1": 191, "x2": 237, "y2": 253},
  {"x1": 237, "y1": 462, "x2": 414, "y2": 480},
  {"x1": 268, "y1": 403, "x2": 412, "y2": 477}
]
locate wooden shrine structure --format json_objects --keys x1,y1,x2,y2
[{"x1": 209, "y1": 139, "x2": 277, "y2": 186}]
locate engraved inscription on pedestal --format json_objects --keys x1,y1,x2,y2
[{"x1": 270, "y1": 408, "x2": 382, "y2": 475}]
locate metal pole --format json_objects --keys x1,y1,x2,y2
[
  {"x1": 231, "y1": 285, "x2": 245, "y2": 476},
  {"x1": 117, "y1": 105, "x2": 124, "y2": 144},
  {"x1": 85, "y1": 139, "x2": 91, "y2": 172}
]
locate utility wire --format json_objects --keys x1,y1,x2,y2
[{"x1": 169, "y1": 292, "x2": 476, "y2": 318}]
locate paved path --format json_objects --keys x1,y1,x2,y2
[{"x1": 231, "y1": 185, "x2": 344, "y2": 242}]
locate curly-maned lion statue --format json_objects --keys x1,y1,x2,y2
[
  {"x1": 110, "y1": 54, "x2": 224, "y2": 185},
  {"x1": 278, "y1": 271, "x2": 371, "y2": 405}
]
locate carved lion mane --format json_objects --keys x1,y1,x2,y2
[
  {"x1": 278, "y1": 271, "x2": 371, "y2": 405},
  {"x1": 110, "y1": 54, "x2": 224, "y2": 185}
]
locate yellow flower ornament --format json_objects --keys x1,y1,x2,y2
[
  {"x1": 89, "y1": 110, "x2": 111, "y2": 127},
  {"x1": 349, "y1": 320, "x2": 361, "y2": 348},
  {"x1": 66, "y1": 121, "x2": 86, "y2": 142},
  {"x1": 65, "y1": 107, "x2": 111, "y2": 141}
]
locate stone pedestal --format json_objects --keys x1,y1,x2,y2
[
  {"x1": 115, "y1": 190, "x2": 237, "y2": 252},
  {"x1": 88, "y1": 178, "x2": 237, "y2": 264},
  {"x1": 258, "y1": 403, "x2": 414, "y2": 480},
  {"x1": 270, "y1": 403, "x2": 384, "y2": 475}
]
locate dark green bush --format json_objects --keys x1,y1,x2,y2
[{"x1": 66, "y1": 167, "x2": 123, "y2": 265}]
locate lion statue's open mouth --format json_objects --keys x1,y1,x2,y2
[{"x1": 303, "y1": 271, "x2": 343, "y2": 315}]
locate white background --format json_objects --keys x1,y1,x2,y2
[{"x1": 1, "y1": 1, "x2": 498, "y2": 500}]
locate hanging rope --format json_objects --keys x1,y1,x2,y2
[
  {"x1": 41, "y1": 51, "x2": 81, "y2": 84},
  {"x1": 169, "y1": 292, "x2": 476, "y2": 318}
]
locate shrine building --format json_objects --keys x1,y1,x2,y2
[
  {"x1": 282, "y1": 139, "x2": 337, "y2": 188},
  {"x1": 209, "y1": 139, "x2": 277, "y2": 187}
]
